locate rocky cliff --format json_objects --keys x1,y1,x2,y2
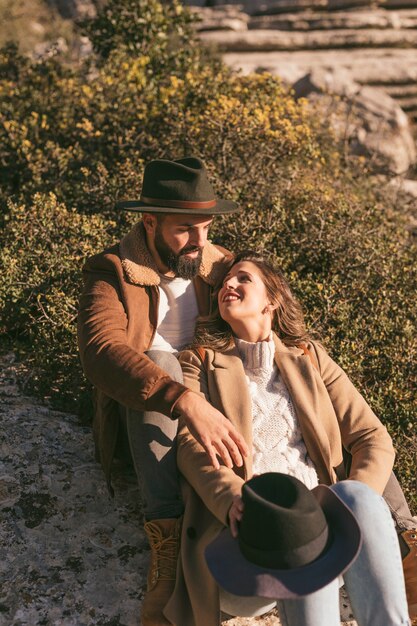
[
  {"x1": 188, "y1": 1, "x2": 417, "y2": 121},
  {"x1": 183, "y1": 0, "x2": 417, "y2": 177}
]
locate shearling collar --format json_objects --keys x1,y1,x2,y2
[{"x1": 119, "y1": 221, "x2": 231, "y2": 287}]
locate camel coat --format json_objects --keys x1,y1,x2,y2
[{"x1": 164, "y1": 334, "x2": 395, "y2": 626}]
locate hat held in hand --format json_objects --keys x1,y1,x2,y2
[
  {"x1": 205, "y1": 472, "x2": 362, "y2": 599},
  {"x1": 116, "y1": 157, "x2": 240, "y2": 215}
]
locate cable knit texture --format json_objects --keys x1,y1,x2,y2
[{"x1": 235, "y1": 335, "x2": 319, "y2": 489}]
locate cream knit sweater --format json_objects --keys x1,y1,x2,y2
[{"x1": 235, "y1": 335, "x2": 319, "y2": 489}]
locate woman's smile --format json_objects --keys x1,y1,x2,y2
[{"x1": 222, "y1": 291, "x2": 241, "y2": 303}]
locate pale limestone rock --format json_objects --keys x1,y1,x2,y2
[
  {"x1": 249, "y1": 0, "x2": 328, "y2": 13},
  {"x1": 198, "y1": 27, "x2": 417, "y2": 51},
  {"x1": 249, "y1": 8, "x2": 417, "y2": 30},
  {"x1": 294, "y1": 66, "x2": 360, "y2": 97},
  {"x1": 220, "y1": 48, "x2": 417, "y2": 86},
  {"x1": 390, "y1": 176, "x2": 417, "y2": 198},
  {"x1": 191, "y1": 6, "x2": 249, "y2": 31},
  {"x1": 293, "y1": 68, "x2": 416, "y2": 174}
]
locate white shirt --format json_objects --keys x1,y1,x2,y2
[{"x1": 150, "y1": 275, "x2": 199, "y2": 353}]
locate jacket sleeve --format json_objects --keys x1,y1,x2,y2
[
  {"x1": 310, "y1": 341, "x2": 395, "y2": 494},
  {"x1": 177, "y1": 350, "x2": 245, "y2": 525},
  {"x1": 77, "y1": 252, "x2": 189, "y2": 416}
]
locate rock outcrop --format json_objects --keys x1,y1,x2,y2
[
  {"x1": 199, "y1": 27, "x2": 417, "y2": 49},
  {"x1": 188, "y1": 0, "x2": 417, "y2": 131},
  {"x1": 293, "y1": 68, "x2": 416, "y2": 173},
  {"x1": 187, "y1": 0, "x2": 417, "y2": 174}
]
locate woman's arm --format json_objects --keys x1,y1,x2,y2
[
  {"x1": 310, "y1": 341, "x2": 395, "y2": 493},
  {"x1": 177, "y1": 350, "x2": 245, "y2": 526}
]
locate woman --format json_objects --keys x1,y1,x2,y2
[{"x1": 163, "y1": 251, "x2": 410, "y2": 626}]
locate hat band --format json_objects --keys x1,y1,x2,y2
[
  {"x1": 140, "y1": 196, "x2": 216, "y2": 210},
  {"x1": 239, "y1": 525, "x2": 330, "y2": 570}
]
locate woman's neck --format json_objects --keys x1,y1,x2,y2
[{"x1": 229, "y1": 319, "x2": 272, "y2": 343}]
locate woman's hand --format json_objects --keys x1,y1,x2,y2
[
  {"x1": 174, "y1": 390, "x2": 249, "y2": 470},
  {"x1": 228, "y1": 496, "x2": 244, "y2": 538}
]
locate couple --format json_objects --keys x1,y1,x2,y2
[{"x1": 77, "y1": 157, "x2": 416, "y2": 626}]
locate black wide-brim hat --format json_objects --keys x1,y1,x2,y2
[
  {"x1": 116, "y1": 157, "x2": 240, "y2": 215},
  {"x1": 205, "y1": 473, "x2": 362, "y2": 599}
]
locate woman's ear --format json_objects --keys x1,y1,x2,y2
[{"x1": 266, "y1": 302, "x2": 278, "y2": 314}]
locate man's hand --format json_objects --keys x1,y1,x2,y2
[
  {"x1": 228, "y1": 495, "x2": 244, "y2": 538},
  {"x1": 175, "y1": 391, "x2": 249, "y2": 470}
]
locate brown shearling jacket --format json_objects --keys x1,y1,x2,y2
[
  {"x1": 77, "y1": 221, "x2": 233, "y2": 488},
  {"x1": 163, "y1": 335, "x2": 395, "y2": 626}
]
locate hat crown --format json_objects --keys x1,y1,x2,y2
[
  {"x1": 141, "y1": 157, "x2": 216, "y2": 203},
  {"x1": 205, "y1": 472, "x2": 362, "y2": 599},
  {"x1": 239, "y1": 473, "x2": 329, "y2": 570},
  {"x1": 116, "y1": 156, "x2": 240, "y2": 214}
]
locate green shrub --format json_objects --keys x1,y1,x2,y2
[
  {"x1": 0, "y1": 0, "x2": 415, "y2": 508},
  {"x1": 80, "y1": 0, "x2": 197, "y2": 64},
  {"x1": 0, "y1": 193, "x2": 114, "y2": 413}
]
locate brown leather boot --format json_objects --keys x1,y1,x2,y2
[
  {"x1": 141, "y1": 517, "x2": 182, "y2": 626},
  {"x1": 401, "y1": 529, "x2": 417, "y2": 619}
]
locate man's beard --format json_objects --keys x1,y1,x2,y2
[{"x1": 154, "y1": 226, "x2": 203, "y2": 279}]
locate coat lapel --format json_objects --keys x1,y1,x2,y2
[
  {"x1": 212, "y1": 346, "x2": 253, "y2": 478},
  {"x1": 272, "y1": 335, "x2": 333, "y2": 483}
]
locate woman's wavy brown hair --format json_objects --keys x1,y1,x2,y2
[{"x1": 192, "y1": 250, "x2": 310, "y2": 352}]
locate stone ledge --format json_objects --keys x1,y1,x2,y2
[
  {"x1": 220, "y1": 48, "x2": 417, "y2": 85},
  {"x1": 198, "y1": 27, "x2": 417, "y2": 51}
]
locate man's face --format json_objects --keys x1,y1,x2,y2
[{"x1": 153, "y1": 214, "x2": 214, "y2": 279}]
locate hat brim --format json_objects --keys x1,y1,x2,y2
[
  {"x1": 115, "y1": 199, "x2": 240, "y2": 215},
  {"x1": 205, "y1": 485, "x2": 362, "y2": 599}
]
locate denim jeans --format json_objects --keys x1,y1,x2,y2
[
  {"x1": 123, "y1": 350, "x2": 185, "y2": 521},
  {"x1": 276, "y1": 481, "x2": 411, "y2": 626}
]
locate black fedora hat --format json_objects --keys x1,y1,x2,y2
[
  {"x1": 205, "y1": 473, "x2": 362, "y2": 599},
  {"x1": 115, "y1": 157, "x2": 240, "y2": 215}
]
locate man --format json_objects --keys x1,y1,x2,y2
[{"x1": 77, "y1": 157, "x2": 248, "y2": 625}]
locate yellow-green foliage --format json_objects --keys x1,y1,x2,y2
[
  {"x1": 0, "y1": 193, "x2": 115, "y2": 411},
  {"x1": 0, "y1": 0, "x2": 415, "y2": 507}
]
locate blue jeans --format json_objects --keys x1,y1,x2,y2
[
  {"x1": 122, "y1": 350, "x2": 185, "y2": 521},
  {"x1": 277, "y1": 481, "x2": 410, "y2": 626}
]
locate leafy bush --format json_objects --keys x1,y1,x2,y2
[
  {"x1": 0, "y1": 193, "x2": 114, "y2": 414},
  {"x1": 80, "y1": 0, "x2": 197, "y2": 64},
  {"x1": 0, "y1": 0, "x2": 415, "y2": 508}
]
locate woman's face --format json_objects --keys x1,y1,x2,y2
[{"x1": 218, "y1": 261, "x2": 273, "y2": 330}]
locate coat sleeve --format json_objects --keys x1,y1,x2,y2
[
  {"x1": 177, "y1": 350, "x2": 245, "y2": 526},
  {"x1": 309, "y1": 341, "x2": 395, "y2": 494},
  {"x1": 77, "y1": 252, "x2": 189, "y2": 416}
]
